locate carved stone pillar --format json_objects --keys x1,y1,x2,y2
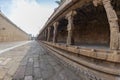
[
  {"x1": 93, "y1": 0, "x2": 120, "y2": 50},
  {"x1": 103, "y1": 0, "x2": 119, "y2": 50},
  {"x1": 53, "y1": 22, "x2": 59, "y2": 43},
  {"x1": 47, "y1": 27, "x2": 51, "y2": 42},
  {"x1": 66, "y1": 11, "x2": 77, "y2": 45}
]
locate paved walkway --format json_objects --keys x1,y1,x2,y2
[
  {"x1": 0, "y1": 41, "x2": 31, "y2": 80},
  {"x1": 0, "y1": 41, "x2": 30, "y2": 54},
  {"x1": 13, "y1": 41, "x2": 81, "y2": 80}
]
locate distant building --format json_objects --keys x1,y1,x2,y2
[{"x1": 0, "y1": 12, "x2": 29, "y2": 42}]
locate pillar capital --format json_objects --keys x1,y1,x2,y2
[
  {"x1": 102, "y1": 0, "x2": 118, "y2": 23},
  {"x1": 65, "y1": 11, "x2": 77, "y2": 31},
  {"x1": 65, "y1": 10, "x2": 77, "y2": 19},
  {"x1": 93, "y1": 0, "x2": 102, "y2": 7},
  {"x1": 53, "y1": 22, "x2": 59, "y2": 28}
]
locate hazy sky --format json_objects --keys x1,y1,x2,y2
[{"x1": 0, "y1": 0, "x2": 58, "y2": 36}]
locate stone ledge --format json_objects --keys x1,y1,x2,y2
[
  {"x1": 47, "y1": 48, "x2": 114, "y2": 80},
  {"x1": 42, "y1": 42, "x2": 120, "y2": 79},
  {"x1": 43, "y1": 41, "x2": 120, "y2": 63}
]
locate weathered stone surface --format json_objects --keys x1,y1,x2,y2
[
  {"x1": 34, "y1": 67, "x2": 42, "y2": 79},
  {"x1": 53, "y1": 22, "x2": 59, "y2": 43},
  {"x1": 34, "y1": 61, "x2": 39, "y2": 68},
  {"x1": 66, "y1": 11, "x2": 77, "y2": 45},
  {"x1": 0, "y1": 12, "x2": 29, "y2": 42},
  {"x1": 102, "y1": 0, "x2": 119, "y2": 50},
  {"x1": 13, "y1": 65, "x2": 26, "y2": 79},
  {"x1": 12, "y1": 41, "x2": 81, "y2": 80},
  {"x1": 24, "y1": 76, "x2": 33, "y2": 80},
  {"x1": 37, "y1": 0, "x2": 120, "y2": 80},
  {"x1": 3, "y1": 75, "x2": 12, "y2": 80},
  {"x1": 44, "y1": 41, "x2": 120, "y2": 80},
  {"x1": 47, "y1": 27, "x2": 51, "y2": 42},
  {"x1": 0, "y1": 68, "x2": 6, "y2": 79},
  {"x1": 25, "y1": 62, "x2": 33, "y2": 76},
  {"x1": 96, "y1": 52, "x2": 107, "y2": 60},
  {"x1": 0, "y1": 41, "x2": 31, "y2": 80}
]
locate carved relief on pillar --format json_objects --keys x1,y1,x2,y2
[
  {"x1": 93, "y1": 0, "x2": 120, "y2": 49},
  {"x1": 66, "y1": 11, "x2": 77, "y2": 31},
  {"x1": 47, "y1": 27, "x2": 51, "y2": 42},
  {"x1": 66, "y1": 11, "x2": 77, "y2": 45},
  {"x1": 53, "y1": 22, "x2": 59, "y2": 43}
]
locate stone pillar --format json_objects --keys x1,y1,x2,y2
[
  {"x1": 43, "y1": 31, "x2": 46, "y2": 40},
  {"x1": 47, "y1": 27, "x2": 51, "y2": 42},
  {"x1": 93, "y1": 0, "x2": 120, "y2": 50},
  {"x1": 103, "y1": 0, "x2": 119, "y2": 50},
  {"x1": 66, "y1": 11, "x2": 77, "y2": 45},
  {"x1": 42, "y1": 31, "x2": 44, "y2": 40},
  {"x1": 53, "y1": 22, "x2": 59, "y2": 43},
  {"x1": 42, "y1": 32, "x2": 44, "y2": 40},
  {"x1": 44, "y1": 29, "x2": 47, "y2": 41}
]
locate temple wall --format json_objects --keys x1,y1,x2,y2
[
  {"x1": 56, "y1": 22, "x2": 110, "y2": 45},
  {"x1": 57, "y1": 30, "x2": 67, "y2": 43},
  {"x1": 0, "y1": 13, "x2": 29, "y2": 42},
  {"x1": 74, "y1": 23, "x2": 110, "y2": 45}
]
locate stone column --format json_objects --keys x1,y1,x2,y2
[
  {"x1": 103, "y1": 0, "x2": 119, "y2": 50},
  {"x1": 44, "y1": 31, "x2": 46, "y2": 40},
  {"x1": 66, "y1": 11, "x2": 77, "y2": 45},
  {"x1": 53, "y1": 22, "x2": 59, "y2": 43},
  {"x1": 42, "y1": 31, "x2": 45, "y2": 40},
  {"x1": 47, "y1": 27, "x2": 51, "y2": 42},
  {"x1": 44, "y1": 29, "x2": 47, "y2": 41},
  {"x1": 93, "y1": 0, "x2": 120, "y2": 50},
  {"x1": 42, "y1": 32, "x2": 44, "y2": 40}
]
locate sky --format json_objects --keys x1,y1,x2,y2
[{"x1": 0, "y1": 0, "x2": 58, "y2": 36}]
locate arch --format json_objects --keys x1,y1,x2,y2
[
  {"x1": 73, "y1": 2, "x2": 110, "y2": 49},
  {"x1": 103, "y1": 0, "x2": 119, "y2": 50},
  {"x1": 93, "y1": 0, "x2": 120, "y2": 50}
]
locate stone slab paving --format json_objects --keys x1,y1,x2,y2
[
  {"x1": 0, "y1": 41, "x2": 28, "y2": 51},
  {"x1": 13, "y1": 41, "x2": 81, "y2": 80},
  {"x1": 0, "y1": 41, "x2": 31, "y2": 80},
  {"x1": 0, "y1": 41, "x2": 31, "y2": 54}
]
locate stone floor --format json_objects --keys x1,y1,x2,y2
[
  {"x1": 12, "y1": 41, "x2": 81, "y2": 80},
  {"x1": 0, "y1": 41, "x2": 31, "y2": 80},
  {"x1": 0, "y1": 41, "x2": 28, "y2": 51}
]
